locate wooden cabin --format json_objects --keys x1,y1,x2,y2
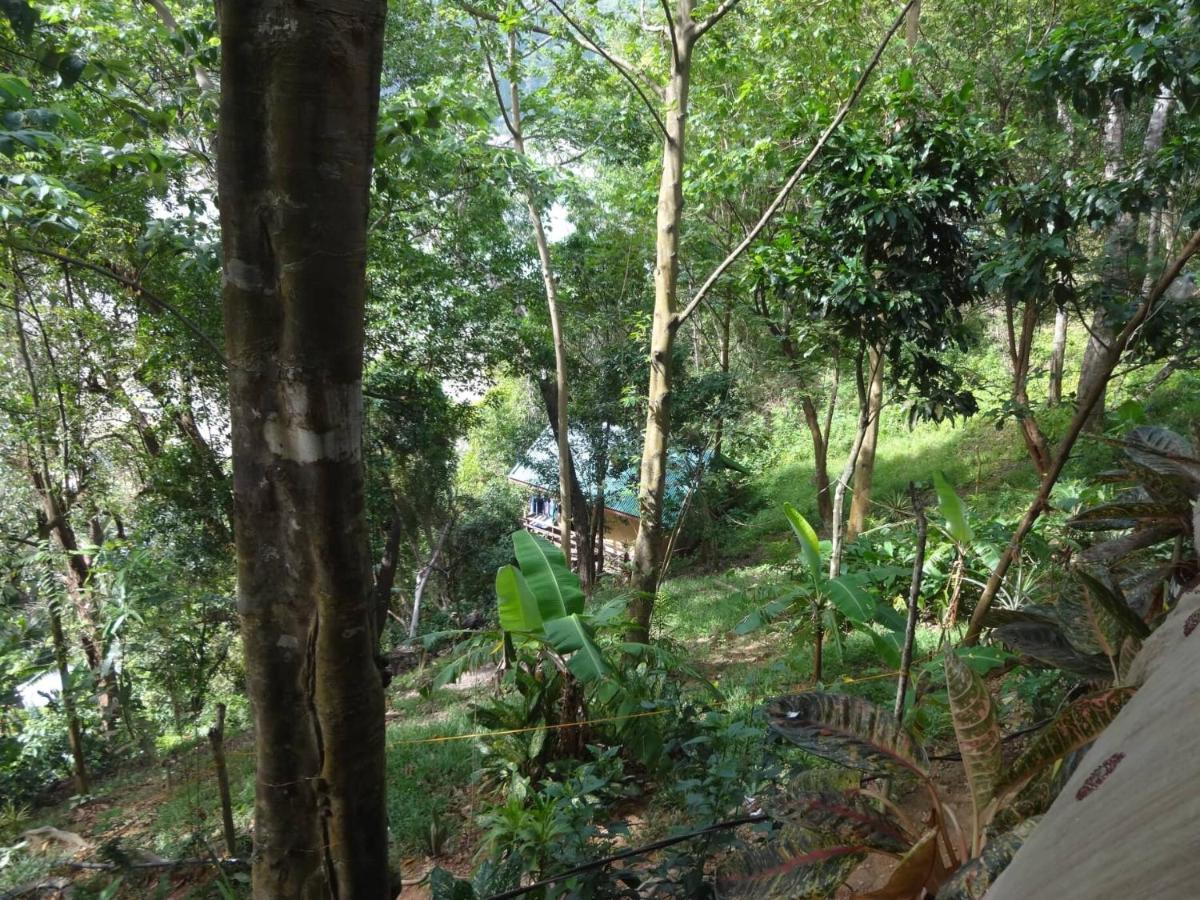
[{"x1": 506, "y1": 425, "x2": 703, "y2": 569}]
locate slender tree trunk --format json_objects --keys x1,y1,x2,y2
[
  {"x1": 503, "y1": 33, "x2": 573, "y2": 562},
  {"x1": 208, "y1": 703, "x2": 237, "y2": 857},
  {"x1": 409, "y1": 518, "x2": 452, "y2": 640},
  {"x1": 847, "y1": 344, "x2": 883, "y2": 540},
  {"x1": 1047, "y1": 305, "x2": 1068, "y2": 407},
  {"x1": 218, "y1": 3, "x2": 390, "y2": 896},
  {"x1": 372, "y1": 513, "x2": 405, "y2": 649},
  {"x1": 49, "y1": 595, "x2": 89, "y2": 794},
  {"x1": 538, "y1": 379, "x2": 594, "y2": 588},
  {"x1": 628, "y1": 1, "x2": 694, "y2": 644},
  {"x1": 801, "y1": 395, "x2": 834, "y2": 529},
  {"x1": 830, "y1": 349, "x2": 879, "y2": 578},
  {"x1": 713, "y1": 303, "x2": 731, "y2": 457},
  {"x1": 894, "y1": 484, "x2": 927, "y2": 719},
  {"x1": 1006, "y1": 300, "x2": 1053, "y2": 476}
]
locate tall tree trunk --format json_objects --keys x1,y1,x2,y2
[
  {"x1": 1047, "y1": 305, "x2": 1068, "y2": 407},
  {"x1": 847, "y1": 344, "x2": 883, "y2": 540},
  {"x1": 49, "y1": 594, "x2": 89, "y2": 794},
  {"x1": 218, "y1": 3, "x2": 390, "y2": 896},
  {"x1": 628, "y1": 1, "x2": 693, "y2": 644},
  {"x1": 501, "y1": 32, "x2": 573, "y2": 562},
  {"x1": 537, "y1": 379, "x2": 595, "y2": 588}
]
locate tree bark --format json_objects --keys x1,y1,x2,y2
[
  {"x1": 1047, "y1": 305, "x2": 1068, "y2": 407},
  {"x1": 628, "y1": 0, "x2": 694, "y2": 645},
  {"x1": 372, "y1": 513, "x2": 405, "y2": 649},
  {"x1": 218, "y1": 3, "x2": 390, "y2": 896},
  {"x1": 498, "y1": 32, "x2": 574, "y2": 563},
  {"x1": 537, "y1": 379, "x2": 595, "y2": 588},
  {"x1": 847, "y1": 344, "x2": 883, "y2": 540},
  {"x1": 1005, "y1": 298, "x2": 1052, "y2": 476},
  {"x1": 801, "y1": 394, "x2": 834, "y2": 529},
  {"x1": 49, "y1": 594, "x2": 89, "y2": 794},
  {"x1": 207, "y1": 703, "x2": 237, "y2": 857},
  {"x1": 408, "y1": 518, "x2": 452, "y2": 640}
]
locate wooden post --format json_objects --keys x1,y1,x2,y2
[
  {"x1": 208, "y1": 703, "x2": 237, "y2": 857},
  {"x1": 895, "y1": 483, "x2": 928, "y2": 720}
]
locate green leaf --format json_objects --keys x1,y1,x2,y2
[
  {"x1": 825, "y1": 576, "x2": 874, "y2": 624},
  {"x1": 1123, "y1": 426, "x2": 1200, "y2": 498},
  {"x1": 495, "y1": 565, "x2": 543, "y2": 635},
  {"x1": 993, "y1": 688, "x2": 1134, "y2": 807},
  {"x1": 429, "y1": 867, "x2": 477, "y2": 900},
  {"x1": 543, "y1": 613, "x2": 610, "y2": 682},
  {"x1": 512, "y1": 530, "x2": 583, "y2": 620},
  {"x1": 1074, "y1": 567, "x2": 1151, "y2": 639},
  {"x1": 863, "y1": 626, "x2": 903, "y2": 669},
  {"x1": 935, "y1": 818, "x2": 1040, "y2": 900},
  {"x1": 944, "y1": 651, "x2": 1001, "y2": 840},
  {"x1": 715, "y1": 827, "x2": 864, "y2": 899},
  {"x1": 734, "y1": 595, "x2": 798, "y2": 635},
  {"x1": 0, "y1": 73, "x2": 32, "y2": 106},
  {"x1": 768, "y1": 789, "x2": 910, "y2": 853},
  {"x1": 933, "y1": 471, "x2": 973, "y2": 545},
  {"x1": 953, "y1": 645, "x2": 1014, "y2": 675},
  {"x1": 783, "y1": 502, "x2": 822, "y2": 580},
  {"x1": 767, "y1": 692, "x2": 929, "y2": 779}
]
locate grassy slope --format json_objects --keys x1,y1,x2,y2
[{"x1": 8, "y1": 324, "x2": 1197, "y2": 894}]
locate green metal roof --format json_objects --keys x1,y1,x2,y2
[{"x1": 507, "y1": 426, "x2": 703, "y2": 528}]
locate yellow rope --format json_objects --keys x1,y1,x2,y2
[
  {"x1": 389, "y1": 666, "x2": 908, "y2": 747},
  {"x1": 390, "y1": 707, "x2": 672, "y2": 746}
]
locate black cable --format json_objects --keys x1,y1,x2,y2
[{"x1": 484, "y1": 814, "x2": 765, "y2": 900}]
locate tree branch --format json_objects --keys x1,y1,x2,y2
[
  {"x1": 658, "y1": 0, "x2": 680, "y2": 65},
  {"x1": 6, "y1": 243, "x2": 227, "y2": 363},
  {"x1": 543, "y1": 0, "x2": 669, "y2": 140},
  {"x1": 479, "y1": 38, "x2": 520, "y2": 143},
  {"x1": 674, "y1": 0, "x2": 917, "y2": 329},
  {"x1": 963, "y1": 227, "x2": 1200, "y2": 644},
  {"x1": 693, "y1": 0, "x2": 745, "y2": 40}
]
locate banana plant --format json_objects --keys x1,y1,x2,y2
[
  {"x1": 715, "y1": 650, "x2": 1133, "y2": 898},
  {"x1": 737, "y1": 503, "x2": 907, "y2": 680},
  {"x1": 495, "y1": 531, "x2": 611, "y2": 682}
]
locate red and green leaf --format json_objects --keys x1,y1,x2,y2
[
  {"x1": 993, "y1": 687, "x2": 1134, "y2": 806},
  {"x1": 944, "y1": 652, "x2": 1001, "y2": 841},
  {"x1": 768, "y1": 789, "x2": 911, "y2": 853},
  {"x1": 715, "y1": 828, "x2": 863, "y2": 899},
  {"x1": 767, "y1": 693, "x2": 929, "y2": 779},
  {"x1": 1074, "y1": 566, "x2": 1151, "y2": 639}
]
